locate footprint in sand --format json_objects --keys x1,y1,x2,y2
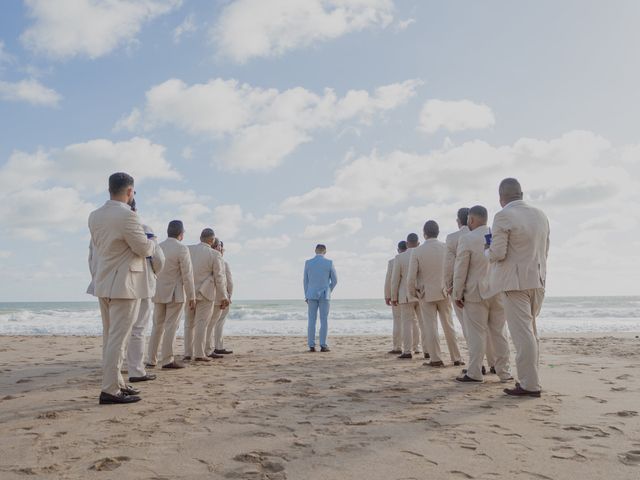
[
  {"x1": 605, "y1": 410, "x2": 638, "y2": 418},
  {"x1": 583, "y1": 395, "x2": 607, "y2": 404},
  {"x1": 228, "y1": 451, "x2": 287, "y2": 479},
  {"x1": 89, "y1": 456, "x2": 131, "y2": 471},
  {"x1": 618, "y1": 450, "x2": 640, "y2": 466},
  {"x1": 551, "y1": 446, "x2": 587, "y2": 462}
]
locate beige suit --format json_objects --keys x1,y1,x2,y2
[
  {"x1": 407, "y1": 239, "x2": 461, "y2": 363},
  {"x1": 384, "y1": 258, "x2": 402, "y2": 350},
  {"x1": 453, "y1": 225, "x2": 510, "y2": 381},
  {"x1": 208, "y1": 261, "x2": 234, "y2": 353},
  {"x1": 444, "y1": 226, "x2": 469, "y2": 336},
  {"x1": 185, "y1": 243, "x2": 228, "y2": 358},
  {"x1": 488, "y1": 199, "x2": 550, "y2": 392},
  {"x1": 147, "y1": 237, "x2": 195, "y2": 366},
  {"x1": 390, "y1": 250, "x2": 422, "y2": 354},
  {"x1": 88, "y1": 200, "x2": 157, "y2": 395}
]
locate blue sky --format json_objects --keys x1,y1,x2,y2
[{"x1": 1, "y1": 0, "x2": 639, "y2": 301}]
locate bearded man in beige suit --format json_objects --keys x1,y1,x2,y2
[
  {"x1": 88, "y1": 172, "x2": 157, "y2": 405},
  {"x1": 390, "y1": 233, "x2": 423, "y2": 359},
  {"x1": 452, "y1": 205, "x2": 512, "y2": 383},
  {"x1": 185, "y1": 228, "x2": 229, "y2": 362},
  {"x1": 210, "y1": 241, "x2": 235, "y2": 356},
  {"x1": 408, "y1": 220, "x2": 462, "y2": 367},
  {"x1": 146, "y1": 220, "x2": 196, "y2": 370},
  {"x1": 488, "y1": 178, "x2": 550, "y2": 397}
]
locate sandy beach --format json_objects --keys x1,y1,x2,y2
[{"x1": 1, "y1": 334, "x2": 639, "y2": 479}]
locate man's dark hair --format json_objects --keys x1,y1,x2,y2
[
  {"x1": 406, "y1": 233, "x2": 419, "y2": 243},
  {"x1": 200, "y1": 228, "x2": 215, "y2": 242},
  {"x1": 212, "y1": 238, "x2": 220, "y2": 249},
  {"x1": 397, "y1": 241, "x2": 407, "y2": 252},
  {"x1": 108, "y1": 172, "x2": 134, "y2": 195},
  {"x1": 499, "y1": 177, "x2": 523, "y2": 199},
  {"x1": 167, "y1": 220, "x2": 184, "y2": 238},
  {"x1": 219, "y1": 241, "x2": 224, "y2": 248},
  {"x1": 457, "y1": 207, "x2": 470, "y2": 226},
  {"x1": 423, "y1": 220, "x2": 439, "y2": 238},
  {"x1": 468, "y1": 205, "x2": 488, "y2": 222},
  {"x1": 129, "y1": 198, "x2": 137, "y2": 212},
  {"x1": 315, "y1": 244, "x2": 327, "y2": 253}
]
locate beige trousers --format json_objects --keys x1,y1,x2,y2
[
  {"x1": 99, "y1": 297, "x2": 140, "y2": 395},
  {"x1": 205, "y1": 304, "x2": 224, "y2": 354},
  {"x1": 462, "y1": 296, "x2": 511, "y2": 381},
  {"x1": 419, "y1": 298, "x2": 461, "y2": 363},
  {"x1": 391, "y1": 304, "x2": 402, "y2": 350},
  {"x1": 213, "y1": 306, "x2": 230, "y2": 351},
  {"x1": 399, "y1": 302, "x2": 421, "y2": 354},
  {"x1": 147, "y1": 302, "x2": 184, "y2": 366},
  {"x1": 126, "y1": 298, "x2": 151, "y2": 378},
  {"x1": 184, "y1": 298, "x2": 214, "y2": 358},
  {"x1": 502, "y1": 288, "x2": 545, "y2": 392},
  {"x1": 453, "y1": 298, "x2": 496, "y2": 367}
]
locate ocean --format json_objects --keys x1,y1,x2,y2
[{"x1": 0, "y1": 297, "x2": 638, "y2": 336}]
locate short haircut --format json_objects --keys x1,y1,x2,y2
[
  {"x1": 457, "y1": 207, "x2": 470, "y2": 226},
  {"x1": 219, "y1": 241, "x2": 224, "y2": 248},
  {"x1": 397, "y1": 241, "x2": 407, "y2": 252},
  {"x1": 129, "y1": 198, "x2": 137, "y2": 212},
  {"x1": 499, "y1": 177, "x2": 522, "y2": 198},
  {"x1": 167, "y1": 220, "x2": 184, "y2": 238},
  {"x1": 315, "y1": 244, "x2": 327, "y2": 253},
  {"x1": 108, "y1": 172, "x2": 134, "y2": 195},
  {"x1": 423, "y1": 220, "x2": 439, "y2": 238},
  {"x1": 200, "y1": 228, "x2": 215, "y2": 241},
  {"x1": 406, "y1": 233, "x2": 419, "y2": 243},
  {"x1": 212, "y1": 238, "x2": 220, "y2": 249},
  {"x1": 468, "y1": 205, "x2": 488, "y2": 222}
]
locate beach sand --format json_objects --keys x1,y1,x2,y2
[{"x1": 0, "y1": 334, "x2": 639, "y2": 479}]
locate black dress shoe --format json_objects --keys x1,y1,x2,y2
[
  {"x1": 482, "y1": 365, "x2": 487, "y2": 375},
  {"x1": 424, "y1": 352, "x2": 430, "y2": 359},
  {"x1": 145, "y1": 363, "x2": 156, "y2": 369},
  {"x1": 398, "y1": 353, "x2": 412, "y2": 359},
  {"x1": 183, "y1": 356, "x2": 192, "y2": 361},
  {"x1": 504, "y1": 386, "x2": 541, "y2": 397},
  {"x1": 424, "y1": 361, "x2": 445, "y2": 367},
  {"x1": 453, "y1": 360, "x2": 465, "y2": 366},
  {"x1": 490, "y1": 366, "x2": 497, "y2": 374},
  {"x1": 207, "y1": 352, "x2": 224, "y2": 358},
  {"x1": 121, "y1": 385, "x2": 140, "y2": 395},
  {"x1": 320, "y1": 346, "x2": 331, "y2": 352},
  {"x1": 129, "y1": 374, "x2": 156, "y2": 382},
  {"x1": 388, "y1": 349, "x2": 402, "y2": 354},
  {"x1": 309, "y1": 347, "x2": 316, "y2": 352},
  {"x1": 100, "y1": 391, "x2": 141, "y2": 404},
  {"x1": 214, "y1": 349, "x2": 233, "y2": 354},
  {"x1": 456, "y1": 374, "x2": 482, "y2": 383},
  {"x1": 414, "y1": 350, "x2": 422, "y2": 355},
  {"x1": 162, "y1": 361, "x2": 185, "y2": 369}
]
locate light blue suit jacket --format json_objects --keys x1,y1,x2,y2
[{"x1": 303, "y1": 255, "x2": 338, "y2": 300}]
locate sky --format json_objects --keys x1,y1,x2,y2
[{"x1": 0, "y1": 0, "x2": 639, "y2": 302}]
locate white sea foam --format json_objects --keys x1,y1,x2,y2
[{"x1": 0, "y1": 298, "x2": 638, "y2": 336}]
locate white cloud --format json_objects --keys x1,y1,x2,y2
[
  {"x1": 120, "y1": 77, "x2": 421, "y2": 170},
  {"x1": 173, "y1": 13, "x2": 197, "y2": 43},
  {"x1": 0, "y1": 250, "x2": 13, "y2": 259},
  {"x1": 0, "y1": 78, "x2": 61, "y2": 106},
  {"x1": 252, "y1": 213, "x2": 285, "y2": 229},
  {"x1": 418, "y1": 99, "x2": 495, "y2": 134},
  {"x1": 0, "y1": 41, "x2": 15, "y2": 67},
  {"x1": 21, "y1": 0, "x2": 181, "y2": 60},
  {"x1": 212, "y1": 204, "x2": 245, "y2": 240},
  {"x1": 212, "y1": 0, "x2": 395, "y2": 63},
  {"x1": 395, "y1": 18, "x2": 415, "y2": 31},
  {"x1": 245, "y1": 234, "x2": 291, "y2": 250},
  {"x1": 302, "y1": 217, "x2": 363, "y2": 241},
  {"x1": 366, "y1": 235, "x2": 393, "y2": 251}
]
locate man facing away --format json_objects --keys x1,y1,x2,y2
[
  {"x1": 488, "y1": 178, "x2": 550, "y2": 397},
  {"x1": 407, "y1": 221, "x2": 462, "y2": 367},
  {"x1": 146, "y1": 220, "x2": 196, "y2": 370},
  {"x1": 304, "y1": 244, "x2": 338, "y2": 352},
  {"x1": 211, "y1": 241, "x2": 234, "y2": 355},
  {"x1": 390, "y1": 233, "x2": 423, "y2": 360},
  {"x1": 88, "y1": 172, "x2": 157, "y2": 404},
  {"x1": 185, "y1": 228, "x2": 229, "y2": 362},
  {"x1": 384, "y1": 241, "x2": 407, "y2": 354},
  {"x1": 452, "y1": 205, "x2": 512, "y2": 383}
]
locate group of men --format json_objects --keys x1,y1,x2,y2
[
  {"x1": 384, "y1": 178, "x2": 550, "y2": 397},
  {"x1": 88, "y1": 172, "x2": 234, "y2": 405}
]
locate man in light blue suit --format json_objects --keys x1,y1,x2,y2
[{"x1": 304, "y1": 244, "x2": 338, "y2": 352}]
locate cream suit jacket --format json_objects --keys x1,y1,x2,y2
[
  {"x1": 488, "y1": 200, "x2": 550, "y2": 296},
  {"x1": 390, "y1": 250, "x2": 419, "y2": 304},
  {"x1": 153, "y1": 238, "x2": 194, "y2": 303},
  {"x1": 407, "y1": 239, "x2": 447, "y2": 303},
  {"x1": 384, "y1": 258, "x2": 394, "y2": 299},
  {"x1": 188, "y1": 243, "x2": 228, "y2": 303},
  {"x1": 88, "y1": 200, "x2": 157, "y2": 299},
  {"x1": 444, "y1": 226, "x2": 469, "y2": 290},
  {"x1": 452, "y1": 225, "x2": 492, "y2": 303},
  {"x1": 224, "y1": 261, "x2": 233, "y2": 298}
]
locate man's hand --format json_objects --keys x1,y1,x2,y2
[
  {"x1": 220, "y1": 299, "x2": 230, "y2": 309},
  {"x1": 455, "y1": 299, "x2": 464, "y2": 309},
  {"x1": 305, "y1": 299, "x2": 308, "y2": 304},
  {"x1": 188, "y1": 299, "x2": 196, "y2": 311},
  {"x1": 385, "y1": 297, "x2": 391, "y2": 306},
  {"x1": 391, "y1": 300, "x2": 398, "y2": 306},
  {"x1": 446, "y1": 286, "x2": 453, "y2": 295}
]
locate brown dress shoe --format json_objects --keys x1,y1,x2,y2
[
  {"x1": 207, "y1": 352, "x2": 224, "y2": 358},
  {"x1": 504, "y1": 386, "x2": 541, "y2": 397},
  {"x1": 193, "y1": 357, "x2": 212, "y2": 362},
  {"x1": 162, "y1": 361, "x2": 185, "y2": 369},
  {"x1": 398, "y1": 353, "x2": 412, "y2": 359},
  {"x1": 182, "y1": 356, "x2": 191, "y2": 361}
]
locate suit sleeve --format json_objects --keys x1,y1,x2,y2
[
  {"x1": 180, "y1": 247, "x2": 196, "y2": 301},
  {"x1": 88, "y1": 241, "x2": 96, "y2": 278},
  {"x1": 150, "y1": 242, "x2": 165, "y2": 275},
  {"x1": 303, "y1": 261, "x2": 309, "y2": 298},
  {"x1": 384, "y1": 261, "x2": 393, "y2": 299},
  {"x1": 452, "y1": 240, "x2": 471, "y2": 301},
  {"x1": 407, "y1": 251, "x2": 418, "y2": 299},
  {"x1": 443, "y1": 235, "x2": 456, "y2": 289},
  {"x1": 390, "y1": 257, "x2": 401, "y2": 303},
  {"x1": 212, "y1": 252, "x2": 228, "y2": 302},
  {"x1": 489, "y1": 212, "x2": 509, "y2": 263},
  {"x1": 123, "y1": 210, "x2": 155, "y2": 258},
  {"x1": 545, "y1": 217, "x2": 551, "y2": 259},
  {"x1": 225, "y1": 263, "x2": 233, "y2": 297},
  {"x1": 329, "y1": 261, "x2": 337, "y2": 291}
]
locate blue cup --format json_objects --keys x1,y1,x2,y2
[
  {"x1": 145, "y1": 232, "x2": 154, "y2": 239},
  {"x1": 484, "y1": 233, "x2": 492, "y2": 245}
]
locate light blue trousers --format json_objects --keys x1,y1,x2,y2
[{"x1": 307, "y1": 299, "x2": 330, "y2": 347}]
